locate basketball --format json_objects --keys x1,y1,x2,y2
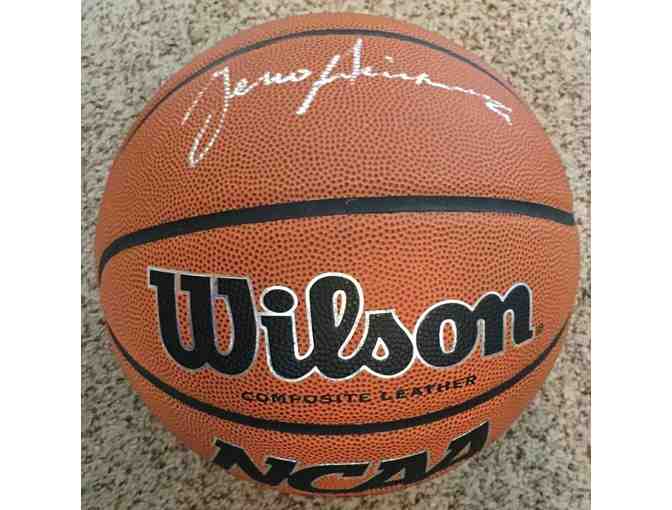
[{"x1": 95, "y1": 12, "x2": 579, "y2": 496}]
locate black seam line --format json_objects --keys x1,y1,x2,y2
[
  {"x1": 122, "y1": 28, "x2": 519, "y2": 149},
  {"x1": 98, "y1": 196, "x2": 575, "y2": 279},
  {"x1": 109, "y1": 320, "x2": 566, "y2": 436}
]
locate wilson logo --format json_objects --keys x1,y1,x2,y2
[{"x1": 148, "y1": 268, "x2": 534, "y2": 381}]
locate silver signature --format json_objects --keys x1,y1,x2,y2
[{"x1": 182, "y1": 38, "x2": 513, "y2": 168}]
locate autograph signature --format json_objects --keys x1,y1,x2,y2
[{"x1": 182, "y1": 38, "x2": 513, "y2": 168}]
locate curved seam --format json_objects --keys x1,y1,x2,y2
[
  {"x1": 97, "y1": 196, "x2": 575, "y2": 279},
  {"x1": 108, "y1": 320, "x2": 566, "y2": 436}
]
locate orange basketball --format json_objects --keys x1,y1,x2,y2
[{"x1": 95, "y1": 13, "x2": 579, "y2": 496}]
